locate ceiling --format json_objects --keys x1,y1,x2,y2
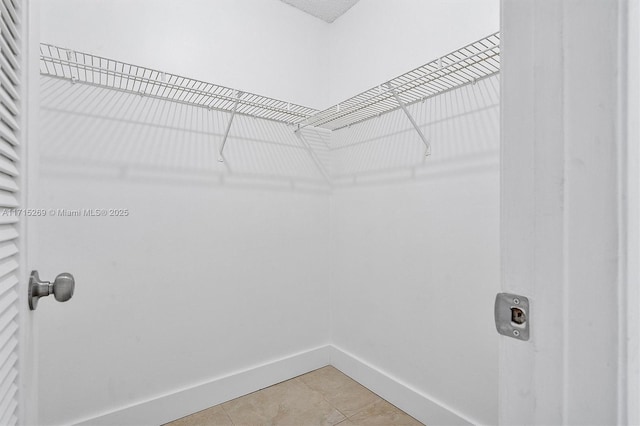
[{"x1": 279, "y1": 0, "x2": 360, "y2": 23}]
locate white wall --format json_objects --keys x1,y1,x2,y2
[
  {"x1": 40, "y1": 0, "x2": 500, "y2": 109},
  {"x1": 327, "y1": 2, "x2": 500, "y2": 423},
  {"x1": 330, "y1": 75, "x2": 500, "y2": 425},
  {"x1": 326, "y1": 0, "x2": 499, "y2": 104},
  {"x1": 35, "y1": 77, "x2": 332, "y2": 425},
  {"x1": 38, "y1": 3, "x2": 334, "y2": 422},
  {"x1": 40, "y1": 0, "x2": 330, "y2": 108},
  {"x1": 37, "y1": 1, "x2": 500, "y2": 424}
]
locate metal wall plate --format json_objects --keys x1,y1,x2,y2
[{"x1": 494, "y1": 293, "x2": 529, "y2": 341}]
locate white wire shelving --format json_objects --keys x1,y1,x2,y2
[
  {"x1": 301, "y1": 32, "x2": 500, "y2": 132},
  {"x1": 39, "y1": 31, "x2": 500, "y2": 152},
  {"x1": 39, "y1": 43, "x2": 319, "y2": 124}
]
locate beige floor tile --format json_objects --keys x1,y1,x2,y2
[
  {"x1": 222, "y1": 378, "x2": 346, "y2": 426},
  {"x1": 347, "y1": 399, "x2": 424, "y2": 426},
  {"x1": 164, "y1": 404, "x2": 233, "y2": 426},
  {"x1": 297, "y1": 366, "x2": 381, "y2": 417}
]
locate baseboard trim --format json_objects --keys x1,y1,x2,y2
[
  {"x1": 74, "y1": 345, "x2": 332, "y2": 426},
  {"x1": 328, "y1": 345, "x2": 479, "y2": 426},
  {"x1": 73, "y1": 344, "x2": 479, "y2": 426}
]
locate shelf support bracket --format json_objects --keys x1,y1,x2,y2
[
  {"x1": 218, "y1": 91, "x2": 243, "y2": 162},
  {"x1": 294, "y1": 127, "x2": 332, "y2": 186},
  {"x1": 386, "y1": 83, "x2": 431, "y2": 156}
]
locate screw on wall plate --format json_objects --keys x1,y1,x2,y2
[
  {"x1": 513, "y1": 298, "x2": 520, "y2": 305},
  {"x1": 513, "y1": 330, "x2": 520, "y2": 337}
]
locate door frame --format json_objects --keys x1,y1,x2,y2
[
  {"x1": 18, "y1": 0, "x2": 40, "y2": 424},
  {"x1": 623, "y1": 1, "x2": 639, "y2": 423},
  {"x1": 499, "y1": 0, "x2": 639, "y2": 424}
]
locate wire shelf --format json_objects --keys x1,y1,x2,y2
[
  {"x1": 39, "y1": 43, "x2": 319, "y2": 124},
  {"x1": 302, "y1": 32, "x2": 500, "y2": 131},
  {"x1": 40, "y1": 32, "x2": 499, "y2": 131}
]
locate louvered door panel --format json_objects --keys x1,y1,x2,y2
[{"x1": 0, "y1": 0, "x2": 21, "y2": 425}]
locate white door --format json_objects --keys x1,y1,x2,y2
[
  {"x1": 2, "y1": 0, "x2": 35, "y2": 424},
  {"x1": 0, "y1": 0, "x2": 37, "y2": 425}
]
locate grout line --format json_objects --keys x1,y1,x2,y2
[
  {"x1": 220, "y1": 405, "x2": 235, "y2": 426},
  {"x1": 297, "y1": 366, "x2": 398, "y2": 425},
  {"x1": 343, "y1": 397, "x2": 382, "y2": 421},
  {"x1": 293, "y1": 370, "x2": 349, "y2": 424}
]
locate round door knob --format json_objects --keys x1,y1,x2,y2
[
  {"x1": 28, "y1": 270, "x2": 76, "y2": 310},
  {"x1": 53, "y1": 273, "x2": 75, "y2": 302}
]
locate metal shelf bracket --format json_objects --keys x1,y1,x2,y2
[
  {"x1": 294, "y1": 126, "x2": 331, "y2": 185},
  {"x1": 218, "y1": 91, "x2": 243, "y2": 163},
  {"x1": 386, "y1": 83, "x2": 431, "y2": 156}
]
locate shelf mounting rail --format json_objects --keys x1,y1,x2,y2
[
  {"x1": 39, "y1": 44, "x2": 318, "y2": 124},
  {"x1": 301, "y1": 32, "x2": 500, "y2": 131}
]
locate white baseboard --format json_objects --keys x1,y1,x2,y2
[
  {"x1": 74, "y1": 345, "x2": 332, "y2": 426},
  {"x1": 74, "y1": 345, "x2": 477, "y2": 426},
  {"x1": 328, "y1": 345, "x2": 478, "y2": 426}
]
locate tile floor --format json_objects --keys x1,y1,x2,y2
[{"x1": 165, "y1": 366, "x2": 424, "y2": 426}]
